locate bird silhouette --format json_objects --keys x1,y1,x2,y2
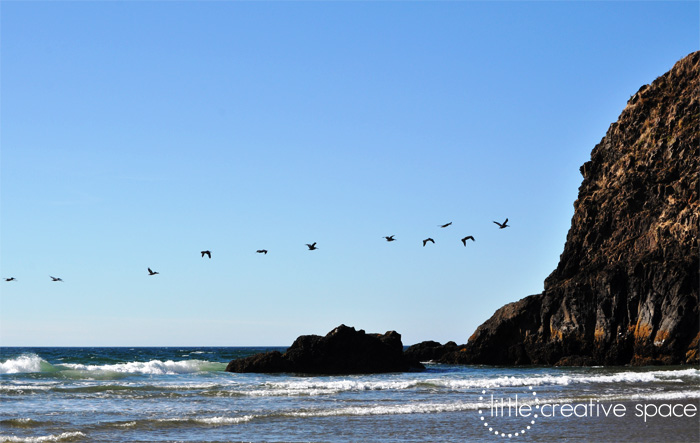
[
  {"x1": 256, "y1": 249, "x2": 268, "y2": 254},
  {"x1": 5, "y1": 277, "x2": 16, "y2": 282},
  {"x1": 306, "y1": 242, "x2": 318, "y2": 251},
  {"x1": 384, "y1": 235, "x2": 396, "y2": 242},
  {"x1": 201, "y1": 250, "x2": 211, "y2": 259},
  {"x1": 439, "y1": 222, "x2": 452, "y2": 228},
  {"x1": 423, "y1": 238, "x2": 435, "y2": 247},
  {"x1": 461, "y1": 236, "x2": 475, "y2": 246},
  {"x1": 493, "y1": 218, "x2": 509, "y2": 229},
  {"x1": 147, "y1": 268, "x2": 159, "y2": 276},
  {"x1": 50, "y1": 276, "x2": 63, "y2": 282}
]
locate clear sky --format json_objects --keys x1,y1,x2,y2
[{"x1": 1, "y1": 1, "x2": 697, "y2": 346}]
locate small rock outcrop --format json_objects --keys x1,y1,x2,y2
[
  {"x1": 448, "y1": 51, "x2": 699, "y2": 366},
  {"x1": 404, "y1": 340, "x2": 462, "y2": 363},
  {"x1": 226, "y1": 325, "x2": 425, "y2": 374}
]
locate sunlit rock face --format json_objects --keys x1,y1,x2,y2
[{"x1": 448, "y1": 51, "x2": 699, "y2": 366}]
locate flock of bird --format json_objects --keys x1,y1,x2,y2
[{"x1": 2, "y1": 218, "x2": 509, "y2": 282}]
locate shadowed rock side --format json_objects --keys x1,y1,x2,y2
[
  {"x1": 226, "y1": 325, "x2": 425, "y2": 374},
  {"x1": 404, "y1": 340, "x2": 462, "y2": 363},
  {"x1": 446, "y1": 51, "x2": 699, "y2": 366}
]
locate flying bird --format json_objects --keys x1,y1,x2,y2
[
  {"x1": 5, "y1": 277, "x2": 16, "y2": 282},
  {"x1": 147, "y1": 268, "x2": 159, "y2": 276},
  {"x1": 461, "y1": 236, "x2": 475, "y2": 246},
  {"x1": 439, "y1": 222, "x2": 452, "y2": 228},
  {"x1": 384, "y1": 235, "x2": 396, "y2": 242},
  {"x1": 256, "y1": 249, "x2": 268, "y2": 254},
  {"x1": 306, "y1": 242, "x2": 318, "y2": 251},
  {"x1": 201, "y1": 250, "x2": 211, "y2": 259},
  {"x1": 422, "y1": 238, "x2": 435, "y2": 247},
  {"x1": 493, "y1": 218, "x2": 509, "y2": 229},
  {"x1": 50, "y1": 276, "x2": 63, "y2": 282}
]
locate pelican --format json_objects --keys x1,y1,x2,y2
[
  {"x1": 422, "y1": 238, "x2": 435, "y2": 247},
  {"x1": 306, "y1": 242, "x2": 318, "y2": 251},
  {"x1": 461, "y1": 236, "x2": 475, "y2": 246},
  {"x1": 147, "y1": 268, "x2": 159, "y2": 276},
  {"x1": 5, "y1": 277, "x2": 16, "y2": 282},
  {"x1": 384, "y1": 235, "x2": 396, "y2": 242},
  {"x1": 439, "y1": 222, "x2": 452, "y2": 228},
  {"x1": 256, "y1": 249, "x2": 268, "y2": 254},
  {"x1": 201, "y1": 250, "x2": 211, "y2": 259},
  {"x1": 493, "y1": 218, "x2": 509, "y2": 229},
  {"x1": 50, "y1": 276, "x2": 63, "y2": 282}
]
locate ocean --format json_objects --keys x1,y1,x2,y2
[{"x1": 1, "y1": 347, "x2": 698, "y2": 442}]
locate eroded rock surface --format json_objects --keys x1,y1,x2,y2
[{"x1": 450, "y1": 51, "x2": 699, "y2": 366}]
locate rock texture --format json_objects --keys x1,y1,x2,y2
[
  {"x1": 226, "y1": 325, "x2": 425, "y2": 374},
  {"x1": 448, "y1": 51, "x2": 699, "y2": 366}
]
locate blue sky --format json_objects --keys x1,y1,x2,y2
[{"x1": 1, "y1": 1, "x2": 697, "y2": 346}]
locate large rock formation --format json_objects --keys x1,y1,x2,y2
[
  {"x1": 448, "y1": 51, "x2": 699, "y2": 366},
  {"x1": 226, "y1": 325, "x2": 425, "y2": 374}
]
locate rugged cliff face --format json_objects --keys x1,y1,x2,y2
[{"x1": 453, "y1": 51, "x2": 699, "y2": 366}]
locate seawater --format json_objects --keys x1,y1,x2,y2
[{"x1": 1, "y1": 347, "x2": 698, "y2": 442}]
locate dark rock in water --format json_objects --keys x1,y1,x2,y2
[
  {"x1": 448, "y1": 51, "x2": 699, "y2": 366},
  {"x1": 226, "y1": 325, "x2": 425, "y2": 374},
  {"x1": 405, "y1": 340, "x2": 462, "y2": 363}
]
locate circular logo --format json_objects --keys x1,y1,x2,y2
[{"x1": 478, "y1": 386, "x2": 540, "y2": 438}]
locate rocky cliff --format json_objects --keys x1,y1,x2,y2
[{"x1": 449, "y1": 51, "x2": 699, "y2": 366}]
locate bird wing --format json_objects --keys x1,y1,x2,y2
[{"x1": 504, "y1": 218, "x2": 508, "y2": 224}]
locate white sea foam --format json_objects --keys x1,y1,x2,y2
[
  {"x1": 157, "y1": 415, "x2": 255, "y2": 425},
  {"x1": 195, "y1": 415, "x2": 256, "y2": 425},
  {"x1": 234, "y1": 369, "x2": 700, "y2": 396},
  {"x1": 0, "y1": 355, "x2": 47, "y2": 374},
  {"x1": 253, "y1": 379, "x2": 419, "y2": 396},
  {"x1": 288, "y1": 402, "x2": 480, "y2": 418},
  {"x1": 0, "y1": 385, "x2": 54, "y2": 393},
  {"x1": 425, "y1": 369, "x2": 700, "y2": 390},
  {"x1": 600, "y1": 390, "x2": 700, "y2": 402},
  {"x1": 59, "y1": 359, "x2": 225, "y2": 375},
  {"x1": 0, "y1": 431, "x2": 85, "y2": 442}
]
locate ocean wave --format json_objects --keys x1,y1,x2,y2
[
  {"x1": 59, "y1": 359, "x2": 226, "y2": 375},
  {"x1": 0, "y1": 418, "x2": 47, "y2": 429},
  {"x1": 105, "y1": 404, "x2": 481, "y2": 429},
  {"x1": 425, "y1": 368, "x2": 700, "y2": 390},
  {"x1": 0, "y1": 384, "x2": 55, "y2": 394},
  {"x1": 0, "y1": 431, "x2": 85, "y2": 442},
  {"x1": 253, "y1": 379, "x2": 419, "y2": 396},
  {"x1": 0, "y1": 353, "x2": 227, "y2": 376},
  {"x1": 103, "y1": 415, "x2": 256, "y2": 430},
  {"x1": 0, "y1": 355, "x2": 54, "y2": 375},
  {"x1": 286, "y1": 402, "x2": 481, "y2": 418},
  {"x1": 223, "y1": 369, "x2": 700, "y2": 396},
  {"x1": 165, "y1": 415, "x2": 256, "y2": 425}
]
